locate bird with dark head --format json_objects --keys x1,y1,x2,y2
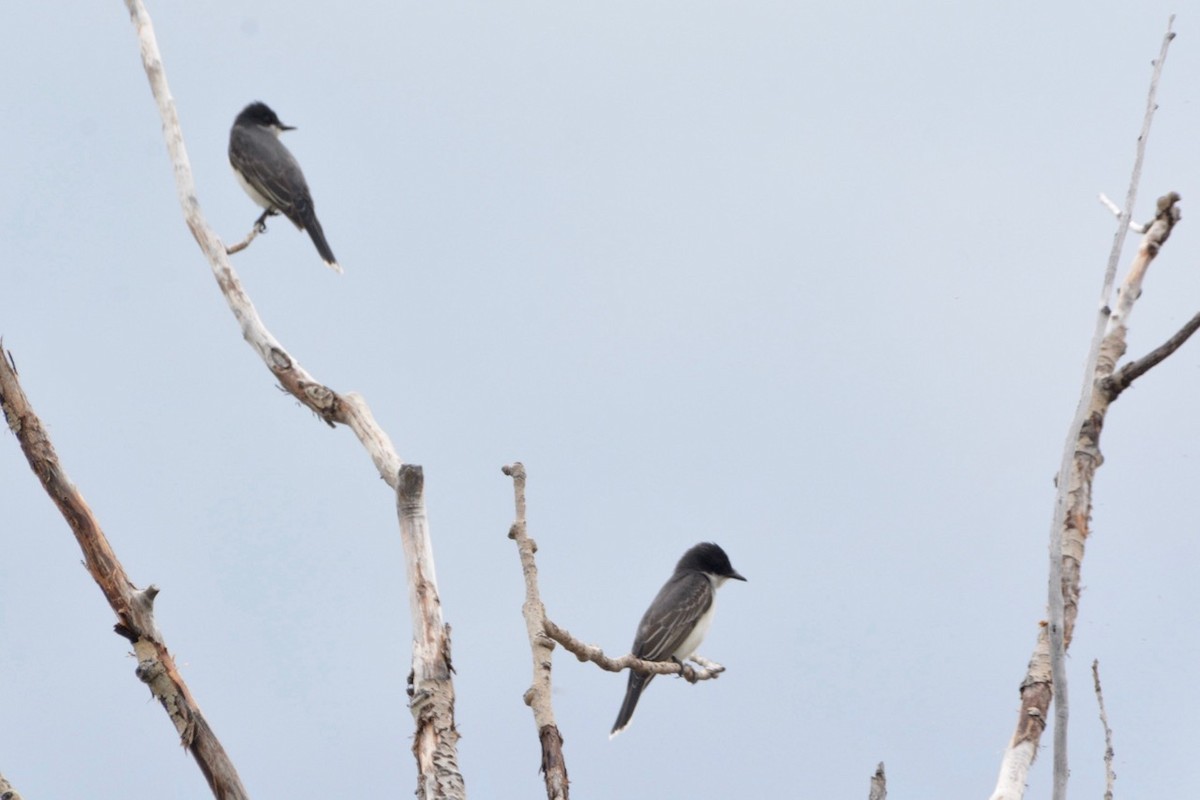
[
  {"x1": 228, "y1": 101, "x2": 341, "y2": 273},
  {"x1": 610, "y1": 542, "x2": 746, "y2": 738}
]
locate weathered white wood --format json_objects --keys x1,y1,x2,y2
[
  {"x1": 399, "y1": 467, "x2": 465, "y2": 800},
  {"x1": 123, "y1": 0, "x2": 463, "y2": 794},
  {"x1": 0, "y1": 771, "x2": 25, "y2": 800},
  {"x1": 990, "y1": 18, "x2": 1176, "y2": 800},
  {"x1": 868, "y1": 763, "x2": 887, "y2": 800},
  {"x1": 502, "y1": 463, "x2": 569, "y2": 800},
  {"x1": 988, "y1": 741, "x2": 1036, "y2": 800}
]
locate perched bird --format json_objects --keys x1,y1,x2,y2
[
  {"x1": 228, "y1": 101, "x2": 341, "y2": 273},
  {"x1": 610, "y1": 542, "x2": 746, "y2": 738}
]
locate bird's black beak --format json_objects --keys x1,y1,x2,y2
[
  {"x1": 730, "y1": 570, "x2": 747, "y2": 582},
  {"x1": 280, "y1": 123, "x2": 296, "y2": 131}
]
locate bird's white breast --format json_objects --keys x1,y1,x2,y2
[
  {"x1": 233, "y1": 166, "x2": 273, "y2": 210},
  {"x1": 672, "y1": 573, "x2": 722, "y2": 660}
]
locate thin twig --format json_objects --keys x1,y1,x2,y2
[
  {"x1": 1100, "y1": 16, "x2": 1176, "y2": 307},
  {"x1": 1091, "y1": 660, "x2": 1115, "y2": 800},
  {"x1": 542, "y1": 619, "x2": 725, "y2": 683},
  {"x1": 1097, "y1": 193, "x2": 1148, "y2": 233},
  {"x1": 1103, "y1": 309, "x2": 1200, "y2": 399},
  {"x1": 224, "y1": 223, "x2": 264, "y2": 256}
]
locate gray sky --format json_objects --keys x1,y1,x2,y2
[{"x1": 3, "y1": 3, "x2": 1199, "y2": 798}]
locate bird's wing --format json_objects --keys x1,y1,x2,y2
[
  {"x1": 632, "y1": 572, "x2": 713, "y2": 661},
  {"x1": 229, "y1": 127, "x2": 313, "y2": 222}
]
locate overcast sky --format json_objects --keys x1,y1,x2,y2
[{"x1": 3, "y1": 3, "x2": 1199, "y2": 798}]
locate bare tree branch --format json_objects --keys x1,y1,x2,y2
[
  {"x1": 224, "y1": 223, "x2": 264, "y2": 256},
  {"x1": 122, "y1": 1, "x2": 463, "y2": 792},
  {"x1": 1097, "y1": 16, "x2": 1176, "y2": 309},
  {"x1": 868, "y1": 763, "x2": 887, "y2": 800},
  {"x1": 0, "y1": 343, "x2": 249, "y2": 800},
  {"x1": 0, "y1": 771, "x2": 26, "y2": 800},
  {"x1": 541, "y1": 619, "x2": 726, "y2": 683},
  {"x1": 400, "y1": 467, "x2": 466, "y2": 800},
  {"x1": 501, "y1": 463, "x2": 569, "y2": 800},
  {"x1": 1097, "y1": 193, "x2": 1148, "y2": 233},
  {"x1": 989, "y1": 17, "x2": 1176, "y2": 800},
  {"x1": 1091, "y1": 660, "x2": 1115, "y2": 800},
  {"x1": 1102, "y1": 309, "x2": 1200, "y2": 399},
  {"x1": 990, "y1": 191, "x2": 1181, "y2": 800}
]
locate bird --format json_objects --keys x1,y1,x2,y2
[
  {"x1": 610, "y1": 542, "x2": 746, "y2": 738},
  {"x1": 228, "y1": 101, "x2": 341, "y2": 273}
]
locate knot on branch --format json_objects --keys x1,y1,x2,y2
[
  {"x1": 299, "y1": 381, "x2": 340, "y2": 425},
  {"x1": 133, "y1": 584, "x2": 160, "y2": 611},
  {"x1": 1146, "y1": 191, "x2": 1182, "y2": 251},
  {"x1": 135, "y1": 655, "x2": 166, "y2": 685},
  {"x1": 267, "y1": 347, "x2": 293, "y2": 372},
  {"x1": 397, "y1": 464, "x2": 425, "y2": 515}
]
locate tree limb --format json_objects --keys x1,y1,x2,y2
[
  {"x1": 501, "y1": 463, "x2": 569, "y2": 800},
  {"x1": 0, "y1": 344, "x2": 249, "y2": 800},
  {"x1": 541, "y1": 619, "x2": 726, "y2": 683},
  {"x1": 990, "y1": 17, "x2": 1176, "y2": 800},
  {"x1": 400, "y1": 467, "x2": 466, "y2": 800},
  {"x1": 990, "y1": 191, "x2": 1181, "y2": 800},
  {"x1": 1102, "y1": 309, "x2": 1200, "y2": 399},
  {"x1": 1097, "y1": 193, "x2": 1147, "y2": 233},
  {"x1": 224, "y1": 223, "x2": 264, "y2": 256},
  {"x1": 122, "y1": 0, "x2": 463, "y2": 792}
]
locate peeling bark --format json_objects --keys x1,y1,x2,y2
[
  {"x1": 502, "y1": 463, "x2": 569, "y2": 800},
  {"x1": 0, "y1": 347, "x2": 249, "y2": 800},
  {"x1": 989, "y1": 191, "x2": 1181, "y2": 800}
]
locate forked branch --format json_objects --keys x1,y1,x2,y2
[
  {"x1": 123, "y1": 1, "x2": 462, "y2": 793},
  {"x1": 990, "y1": 15, "x2": 1177, "y2": 800}
]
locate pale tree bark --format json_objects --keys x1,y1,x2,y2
[
  {"x1": 121, "y1": 1, "x2": 463, "y2": 795},
  {"x1": 989, "y1": 190, "x2": 1183, "y2": 800},
  {"x1": 1, "y1": 770, "x2": 26, "y2": 800},
  {"x1": 868, "y1": 763, "x2": 886, "y2": 800},
  {"x1": 400, "y1": 467, "x2": 465, "y2": 800},
  {"x1": 989, "y1": 16, "x2": 1177, "y2": 800},
  {"x1": 1042, "y1": 17, "x2": 1174, "y2": 800},
  {"x1": 501, "y1": 463, "x2": 569, "y2": 800},
  {"x1": 0, "y1": 347, "x2": 249, "y2": 800}
]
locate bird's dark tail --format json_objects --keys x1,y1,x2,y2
[
  {"x1": 304, "y1": 213, "x2": 342, "y2": 274},
  {"x1": 610, "y1": 671, "x2": 654, "y2": 739}
]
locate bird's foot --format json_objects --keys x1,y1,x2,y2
[
  {"x1": 670, "y1": 656, "x2": 697, "y2": 682},
  {"x1": 254, "y1": 208, "x2": 279, "y2": 232}
]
